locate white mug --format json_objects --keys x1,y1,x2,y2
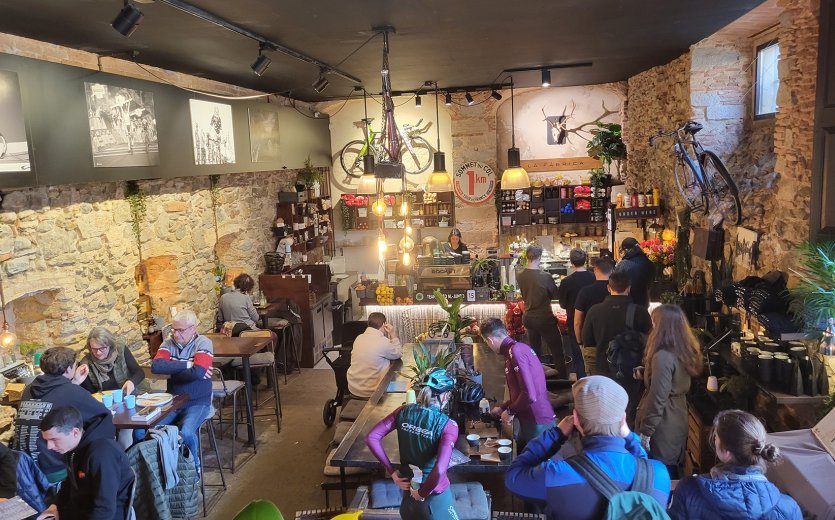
[{"x1": 707, "y1": 375, "x2": 719, "y2": 392}]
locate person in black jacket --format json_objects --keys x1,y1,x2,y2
[
  {"x1": 614, "y1": 237, "x2": 655, "y2": 307},
  {"x1": 517, "y1": 244, "x2": 565, "y2": 375},
  {"x1": 36, "y1": 406, "x2": 134, "y2": 520},
  {"x1": 11, "y1": 347, "x2": 116, "y2": 484},
  {"x1": 557, "y1": 248, "x2": 596, "y2": 378}
]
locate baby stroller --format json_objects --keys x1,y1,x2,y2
[{"x1": 321, "y1": 320, "x2": 367, "y2": 427}]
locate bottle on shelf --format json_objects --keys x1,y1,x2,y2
[
  {"x1": 652, "y1": 186, "x2": 660, "y2": 206},
  {"x1": 623, "y1": 192, "x2": 632, "y2": 208},
  {"x1": 631, "y1": 192, "x2": 639, "y2": 208},
  {"x1": 616, "y1": 192, "x2": 623, "y2": 208}
]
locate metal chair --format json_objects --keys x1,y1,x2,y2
[
  {"x1": 198, "y1": 406, "x2": 226, "y2": 517},
  {"x1": 210, "y1": 367, "x2": 254, "y2": 473},
  {"x1": 239, "y1": 329, "x2": 282, "y2": 432}
]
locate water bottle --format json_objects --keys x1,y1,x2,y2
[{"x1": 479, "y1": 397, "x2": 490, "y2": 416}]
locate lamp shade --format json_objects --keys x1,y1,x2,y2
[
  {"x1": 501, "y1": 147, "x2": 530, "y2": 189},
  {"x1": 426, "y1": 152, "x2": 452, "y2": 193},
  {"x1": 355, "y1": 173, "x2": 377, "y2": 195}
]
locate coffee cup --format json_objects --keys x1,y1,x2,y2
[
  {"x1": 101, "y1": 393, "x2": 114, "y2": 408},
  {"x1": 497, "y1": 438, "x2": 512, "y2": 448},
  {"x1": 757, "y1": 354, "x2": 773, "y2": 383},
  {"x1": 112, "y1": 389, "x2": 124, "y2": 403},
  {"x1": 789, "y1": 346, "x2": 807, "y2": 359},
  {"x1": 466, "y1": 434, "x2": 480, "y2": 448},
  {"x1": 125, "y1": 394, "x2": 137, "y2": 409},
  {"x1": 498, "y1": 446, "x2": 512, "y2": 461}
]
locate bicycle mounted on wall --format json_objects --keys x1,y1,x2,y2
[{"x1": 649, "y1": 121, "x2": 742, "y2": 226}]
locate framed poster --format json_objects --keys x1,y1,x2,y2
[
  {"x1": 84, "y1": 82, "x2": 159, "y2": 167},
  {"x1": 248, "y1": 106, "x2": 281, "y2": 162},
  {"x1": 0, "y1": 70, "x2": 32, "y2": 173},
  {"x1": 453, "y1": 161, "x2": 496, "y2": 205},
  {"x1": 189, "y1": 99, "x2": 235, "y2": 165}
]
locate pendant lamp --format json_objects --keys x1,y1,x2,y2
[
  {"x1": 426, "y1": 82, "x2": 453, "y2": 193},
  {"x1": 501, "y1": 80, "x2": 530, "y2": 190},
  {"x1": 0, "y1": 274, "x2": 16, "y2": 349},
  {"x1": 355, "y1": 174, "x2": 378, "y2": 195}
]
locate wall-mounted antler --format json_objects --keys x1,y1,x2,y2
[{"x1": 563, "y1": 100, "x2": 620, "y2": 143}]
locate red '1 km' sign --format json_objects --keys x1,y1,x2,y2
[{"x1": 453, "y1": 161, "x2": 496, "y2": 205}]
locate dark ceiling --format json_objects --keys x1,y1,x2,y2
[{"x1": 0, "y1": 0, "x2": 765, "y2": 102}]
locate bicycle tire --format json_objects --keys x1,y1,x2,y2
[
  {"x1": 400, "y1": 136, "x2": 433, "y2": 175},
  {"x1": 0, "y1": 133, "x2": 6, "y2": 159},
  {"x1": 674, "y1": 155, "x2": 708, "y2": 213},
  {"x1": 339, "y1": 140, "x2": 367, "y2": 178},
  {"x1": 700, "y1": 150, "x2": 742, "y2": 225}
]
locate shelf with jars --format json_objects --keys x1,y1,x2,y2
[
  {"x1": 339, "y1": 191, "x2": 456, "y2": 231},
  {"x1": 273, "y1": 170, "x2": 334, "y2": 255},
  {"x1": 498, "y1": 183, "x2": 609, "y2": 229}
]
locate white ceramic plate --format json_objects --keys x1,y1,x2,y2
[{"x1": 136, "y1": 393, "x2": 174, "y2": 407}]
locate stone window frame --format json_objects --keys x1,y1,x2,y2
[{"x1": 753, "y1": 38, "x2": 780, "y2": 120}]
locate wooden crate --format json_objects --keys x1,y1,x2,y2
[{"x1": 685, "y1": 403, "x2": 716, "y2": 476}]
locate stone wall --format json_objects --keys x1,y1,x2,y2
[{"x1": 622, "y1": 0, "x2": 818, "y2": 276}]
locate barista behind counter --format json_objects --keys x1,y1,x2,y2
[{"x1": 443, "y1": 228, "x2": 468, "y2": 255}]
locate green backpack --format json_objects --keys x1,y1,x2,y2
[{"x1": 566, "y1": 454, "x2": 671, "y2": 520}]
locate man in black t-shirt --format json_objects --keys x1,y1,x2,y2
[
  {"x1": 573, "y1": 256, "x2": 615, "y2": 357},
  {"x1": 557, "y1": 249, "x2": 595, "y2": 378}
]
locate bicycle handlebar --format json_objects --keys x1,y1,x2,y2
[{"x1": 648, "y1": 121, "x2": 701, "y2": 146}]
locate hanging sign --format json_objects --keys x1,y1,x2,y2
[{"x1": 453, "y1": 161, "x2": 496, "y2": 205}]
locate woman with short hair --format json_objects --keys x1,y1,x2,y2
[
  {"x1": 668, "y1": 409, "x2": 801, "y2": 519},
  {"x1": 219, "y1": 273, "x2": 261, "y2": 336},
  {"x1": 79, "y1": 326, "x2": 146, "y2": 396}
]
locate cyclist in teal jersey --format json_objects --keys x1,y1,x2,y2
[{"x1": 366, "y1": 368, "x2": 460, "y2": 520}]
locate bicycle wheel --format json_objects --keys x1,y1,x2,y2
[
  {"x1": 339, "y1": 140, "x2": 367, "y2": 178},
  {"x1": 400, "y1": 136, "x2": 433, "y2": 175},
  {"x1": 673, "y1": 156, "x2": 707, "y2": 213},
  {"x1": 701, "y1": 150, "x2": 742, "y2": 225},
  {"x1": 0, "y1": 133, "x2": 6, "y2": 159}
]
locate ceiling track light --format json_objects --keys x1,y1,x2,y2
[
  {"x1": 415, "y1": 94, "x2": 422, "y2": 108},
  {"x1": 111, "y1": 1, "x2": 144, "y2": 37},
  {"x1": 251, "y1": 43, "x2": 271, "y2": 76},
  {"x1": 465, "y1": 92, "x2": 474, "y2": 105},
  {"x1": 541, "y1": 68, "x2": 552, "y2": 87},
  {"x1": 491, "y1": 89, "x2": 502, "y2": 101},
  {"x1": 312, "y1": 71, "x2": 329, "y2": 93},
  {"x1": 445, "y1": 93, "x2": 452, "y2": 106}
]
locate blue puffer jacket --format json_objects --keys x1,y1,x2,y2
[
  {"x1": 0, "y1": 443, "x2": 50, "y2": 514},
  {"x1": 669, "y1": 466, "x2": 802, "y2": 520}
]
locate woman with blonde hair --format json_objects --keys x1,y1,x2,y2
[
  {"x1": 79, "y1": 326, "x2": 146, "y2": 396},
  {"x1": 365, "y1": 368, "x2": 459, "y2": 520},
  {"x1": 635, "y1": 304, "x2": 702, "y2": 478},
  {"x1": 669, "y1": 409, "x2": 801, "y2": 519}
]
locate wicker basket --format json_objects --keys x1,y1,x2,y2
[{"x1": 264, "y1": 252, "x2": 285, "y2": 274}]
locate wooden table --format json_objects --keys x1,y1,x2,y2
[
  {"x1": 208, "y1": 334, "x2": 272, "y2": 448},
  {"x1": 329, "y1": 342, "x2": 509, "y2": 506},
  {"x1": 111, "y1": 393, "x2": 189, "y2": 430}
]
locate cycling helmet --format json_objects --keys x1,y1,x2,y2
[
  {"x1": 420, "y1": 368, "x2": 455, "y2": 394},
  {"x1": 458, "y1": 380, "x2": 485, "y2": 404}
]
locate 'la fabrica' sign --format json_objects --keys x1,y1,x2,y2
[{"x1": 453, "y1": 161, "x2": 496, "y2": 205}]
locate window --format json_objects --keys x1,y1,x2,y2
[{"x1": 755, "y1": 40, "x2": 780, "y2": 117}]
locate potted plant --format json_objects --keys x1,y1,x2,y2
[
  {"x1": 398, "y1": 341, "x2": 460, "y2": 387},
  {"x1": 297, "y1": 156, "x2": 323, "y2": 198},
  {"x1": 788, "y1": 241, "x2": 835, "y2": 332},
  {"x1": 470, "y1": 257, "x2": 498, "y2": 288},
  {"x1": 586, "y1": 122, "x2": 627, "y2": 179}
]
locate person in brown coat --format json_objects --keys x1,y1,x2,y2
[{"x1": 635, "y1": 304, "x2": 703, "y2": 479}]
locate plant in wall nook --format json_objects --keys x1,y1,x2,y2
[{"x1": 586, "y1": 122, "x2": 627, "y2": 179}]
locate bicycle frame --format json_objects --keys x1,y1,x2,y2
[{"x1": 673, "y1": 135, "x2": 709, "y2": 191}]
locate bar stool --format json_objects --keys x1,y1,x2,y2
[
  {"x1": 210, "y1": 367, "x2": 253, "y2": 473},
  {"x1": 239, "y1": 330, "x2": 282, "y2": 432},
  {"x1": 198, "y1": 406, "x2": 226, "y2": 517}
]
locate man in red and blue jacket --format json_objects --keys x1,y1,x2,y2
[
  {"x1": 151, "y1": 309, "x2": 214, "y2": 471},
  {"x1": 480, "y1": 318, "x2": 555, "y2": 453}
]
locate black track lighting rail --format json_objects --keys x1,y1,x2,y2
[
  {"x1": 152, "y1": 0, "x2": 362, "y2": 84},
  {"x1": 503, "y1": 62, "x2": 593, "y2": 73},
  {"x1": 389, "y1": 81, "x2": 513, "y2": 97}
]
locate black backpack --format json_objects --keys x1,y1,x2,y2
[{"x1": 606, "y1": 304, "x2": 646, "y2": 379}]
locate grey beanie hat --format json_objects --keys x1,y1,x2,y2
[{"x1": 572, "y1": 376, "x2": 628, "y2": 426}]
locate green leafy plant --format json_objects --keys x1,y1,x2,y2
[
  {"x1": 432, "y1": 288, "x2": 476, "y2": 343},
  {"x1": 338, "y1": 199, "x2": 351, "y2": 229},
  {"x1": 788, "y1": 241, "x2": 835, "y2": 331},
  {"x1": 470, "y1": 257, "x2": 498, "y2": 288},
  {"x1": 819, "y1": 390, "x2": 835, "y2": 421},
  {"x1": 296, "y1": 156, "x2": 323, "y2": 189},
  {"x1": 660, "y1": 291, "x2": 683, "y2": 305},
  {"x1": 589, "y1": 167, "x2": 607, "y2": 189},
  {"x1": 17, "y1": 342, "x2": 43, "y2": 358},
  {"x1": 398, "y1": 341, "x2": 460, "y2": 385},
  {"x1": 586, "y1": 122, "x2": 627, "y2": 178},
  {"x1": 125, "y1": 180, "x2": 147, "y2": 261}
]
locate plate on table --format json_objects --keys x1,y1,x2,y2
[{"x1": 136, "y1": 393, "x2": 174, "y2": 407}]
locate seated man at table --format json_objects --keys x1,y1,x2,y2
[
  {"x1": 505, "y1": 376, "x2": 670, "y2": 520},
  {"x1": 151, "y1": 309, "x2": 213, "y2": 472},
  {"x1": 347, "y1": 312, "x2": 402, "y2": 398},
  {"x1": 480, "y1": 318, "x2": 554, "y2": 453},
  {"x1": 36, "y1": 406, "x2": 134, "y2": 520},
  {"x1": 11, "y1": 346, "x2": 115, "y2": 484}
]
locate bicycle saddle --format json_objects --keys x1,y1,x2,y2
[{"x1": 683, "y1": 121, "x2": 703, "y2": 134}]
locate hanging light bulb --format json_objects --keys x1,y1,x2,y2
[
  {"x1": 377, "y1": 234, "x2": 388, "y2": 260},
  {"x1": 400, "y1": 198, "x2": 410, "y2": 217},
  {"x1": 0, "y1": 322, "x2": 17, "y2": 349},
  {"x1": 405, "y1": 224, "x2": 413, "y2": 236},
  {"x1": 402, "y1": 251, "x2": 412, "y2": 267},
  {"x1": 399, "y1": 235, "x2": 415, "y2": 252},
  {"x1": 372, "y1": 195, "x2": 386, "y2": 216}
]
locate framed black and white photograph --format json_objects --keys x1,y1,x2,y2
[
  {"x1": 248, "y1": 106, "x2": 281, "y2": 163},
  {"x1": 84, "y1": 82, "x2": 159, "y2": 167},
  {"x1": 0, "y1": 70, "x2": 32, "y2": 173},
  {"x1": 190, "y1": 99, "x2": 235, "y2": 165}
]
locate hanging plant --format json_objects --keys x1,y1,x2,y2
[
  {"x1": 125, "y1": 180, "x2": 147, "y2": 261},
  {"x1": 338, "y1": 199, "x2": 351, "y2": 229}
]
